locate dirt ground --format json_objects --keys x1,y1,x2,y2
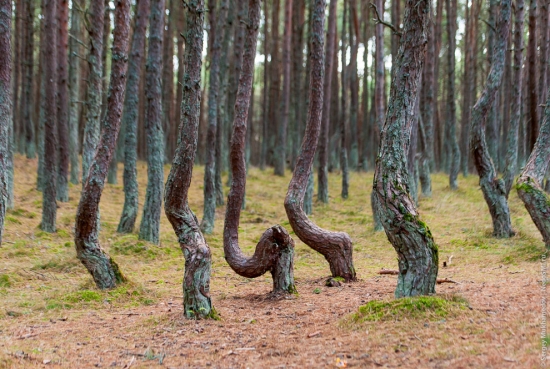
[{"x1": 0, "y1": 155, "x2": 546, "y2": 368}]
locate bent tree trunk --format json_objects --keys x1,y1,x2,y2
[
  {"x1": 0, "y1": 0, "x2": 11, "y2": 247},
  {"x1": 117, "y1": 0, "x2": 151, "y2": 233},
  {"x1": 74, "y1": 0, "x2": 131, "y2": 289},
  {"x1": 139, "y1": 0, "x2": 165, "y2": 244},
  {"x1": 517, "y1": 87, "x2": 550, "y2": 248},
  {"x1": 285, "y1": 0, "x2": 356, "y2": 283},
  {"x1": 224, "y1": 0, "x2": 296, "y2": 296},
  {"x1": 469, "y1": 0, "x2": 514, "y2": 238},
  {"x1": 373, "y1": 0, "x2": 439, "y2": 298},
  {"x1": 164, "y1": 0, "x2": 215, "y2": 319}
]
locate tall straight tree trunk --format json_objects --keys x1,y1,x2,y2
[
  {"x1": 360, "y1": 1, "x2": 371, "y2": 171},
  {"x1": 267, "y1": 0, "x2": 281, "y2": 167},
  {"x1": 23, "y1": 0, "x2": 35, "y2": 159},
  {"x1": 539, "y1": 0, "x2": 549, "y2": 120},
  {"x1": 317, "y1": 0, "x2": 337, "y2": 203},
  {"x1": 12, "y1": 0, "x2": 22, "y2": 157},
  {"x1": 259, "y1": 0, "x2": 269, "y2": 170},
  {"x1": 432, "y1": 0, "x2": 443, "y2": 170},
  {"x1": 0, "y1": 0, "x2": 11, "y2": 246},
  {"x1": 75, "y1": 0, "x2": 130, "y2": 289},
  {"x1": 470, "y1": 0, "x2": 514, "y2": 238},
  {"x1": 139, "y1": 0, "x2": 166, "y2": 244},
  {"x1": 527, "y1": 0, "x2": 538, "y2": 152},
  {"x1": 41, "y1": 0, "x2": 59, "y2": 233},
  {"x1": 36, "y1": 4, "x2": 46, "y2": 192},
  {"x1": 164, "y1": 0, "x2": 216, "y2": 319},
  {"x1": 503, "y1": 0, "x2": 525, "y2": 196},
  {"x1": 224, "y1": 0, "x2": 296, "y2": 296},
  {"x1": 348, "y1": 0, "x2": 359, "y2": 171},
  {"x1": 56, "y1": 0, "x2": 70, "y2": 202},
  {"x1": 373, "y1": 0, "x2": 438, "y2": 298},
  {"x1": 517, "y1": 86, "x2": 550, "y2": 248},
  {"x1": 290, "y1": 0, "x2": 305, "y2": 169},
  {"x1": 486, "y1": 0, "x2": 500, "y2": 166},
  {"x1": 200, "y1": 0, "x2": 227, "y2": 234},
  {"x1": 68, "y1": 0, "x2": 83, "y2": 184},
  {"x1": 117, "y1": 0, "x2": 151, "y2": 234},
  {"x1": 82, "y1": 0, "x2": 105, "y2": 183},
  {"x1": 285, "y1": 0, "x2": 356, "y2": 284},
  {"x1": 445, "y1": 0, "x2": 460, "y2": 189},
  {"x1": 174, "y1": 0, "x2": 185, "y2": 140},
  {"x1": 162, "y1": 0, "x2": 175, "y2": 162},
  {"x1": 340, "y1": 0, "x2": 349, "y2": 199},
  {"x1": 274, "y1": 0, "x2": 292, "y2": 176}
]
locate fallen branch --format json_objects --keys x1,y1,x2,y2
[{"x1": 377, "y1": 270, "x2": 458, "y2": 284}]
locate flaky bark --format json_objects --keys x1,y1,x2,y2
[
  {"x1": 373, "y1": 0, "x2": 439, "y2": 297},
  {"x1": 164, "y1": 0, "x2": 216, "y2": 319},
  {"x1": 139, "y1": 0, "x2": 165, "y2": 244},
  {"x1": 0, "y1": 0, "x2": 11, "y2": 246},
  {"x1": 117, "y1": 0, "x2": 151, "y2": 233},
  {"x1": 285, "y1": 0, "x2": 356, "y2": 283},
  {"x1": 75, "y1": 0, "x2": 130, "y2": 289},
  {"x1": 470, "y1": 0, "x2": 514, "y2": 238},
  {"x1": 224, "y1": 0, "x2": 296, "y2": 296}
]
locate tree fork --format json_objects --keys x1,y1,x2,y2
[{"x1": 285, "y1": 0, "x2": 356, "y2": 283}]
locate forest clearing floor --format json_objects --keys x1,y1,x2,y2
[{"x1": 0, "y1": 155, "x2": 546, "y2": 368}]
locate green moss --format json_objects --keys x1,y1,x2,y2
[
  {"x1": 349, "y1": 295, "x2": 469, "y2": 323},
  {"x1": 45, "y1": 300, "x2": 72, "y2": 310},
  {"x1": 6, "y1": 216, "x2": 21, "y2": 224},
  {"x1": 63, "y1": 290, "x2": 102, "y2": 303},
  {"x1": 0, "y1": 274, "x2": 11, "y2": 287}
]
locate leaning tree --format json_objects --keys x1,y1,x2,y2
[
  {"x1": 372, "y1": 0, "x2": 438, "y2": 297},
  {"x1": 469, "y1": 0, "x2": 514, "y2": 238},
  {"x1": 74, "y1": 0, "x2": 131, "y2": 289},
  {"x1": 224, "y1": 0, "x2": 296, "y2": 297},
  {"x1": 164, "y1": 0, "x2": 216, "y2": 319},
  {"x1": 285, "y1": 0, "x2": 356, "y2": 284},
  {"x1": 0, "y1": 0, "x2": 11, "y2": 247}
]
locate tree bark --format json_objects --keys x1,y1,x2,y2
[
  {"x1": 69, "y1": 0, "x2": 83, "y2": 184},
  {"x1": 317, "y1": 0, "x2": 337, "y2": 203},
  {"x1": 75, "y1": 0, "x2": 130, "y2": 289},
  {"x1": 527, "y1": 0, "x2": 538, "y2": 152},
  {"x1": 139, "y1": 0, "x2": 166, "y2": 244},
  {"x1": 162, "y1": 0, "x2": 175, "y2": 163},
  {"x1": 0, "y1": 0, "x2": 11, "y2": 247},
  {"x1": 267, "y1": 0, "x2": 281, "y2": 168},
  {"x1": 22, "y1": 0, "x2": 35, "y2": 159},
  {"x1": 470, "y1": 0, "x2": 514, "y2": 238},
  {"x1": 348, "y1": 0, "x2": 359, "y2": 171},
  {"x1": 164, "y1": 0, "x2": 216, "y2": 319},
  {"x1": 117, "y1": 0, "x2": 151, "y2": 234},
  {"x1": 340, "y1": 0, "x2": 349, "y2": 199},
  {"x1": 373, "y1": 0, "x2": 439, "y2": 297},
  {"x1": 259, "y1": 0, "x2": 269, "y2": 170},
  {"x1": 285, "y1": 0, "x2": 356, "y2": 284}
]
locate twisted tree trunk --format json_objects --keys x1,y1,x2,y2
[
  {"x1": 117, "y1": 0, "x2": 151, "y2": 233},
  {"x1": 373, "y1": 0, "x2": 439, "y2": 297},
  {"x1": 285, "y1": 0, "x2": 356, "y2": 284},
  {"x1": 470, "y1": 0, "x2": 514, "y2": 238},
  {"x1": 165, "y1": 0, "x2": 216, "y2": 319},
  {"x1": 75, "y1": 0, "x2": 130, "y2": 289},
  {"x1": 139, "y1": 0, "x2": 166, "y2": 244},
  {"x1": 0, "y1": 0, "x2": 11, "y2": 247}
]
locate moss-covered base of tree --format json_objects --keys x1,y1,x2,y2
[{"x1": 517, "y1": 177, "x2": 550, "y2": 248}]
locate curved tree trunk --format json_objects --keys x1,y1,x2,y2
[
  {"x1": 201, "y1": 0, "x2": 228, "y2": 234},
  {"x1": 517, "y1": 87, "x2": 550, "y2": 248},
  {"x1": 503, "y1": 0, "x2": 524, "y2": 196},
  {"x1": 373, "y1": 0, "x2": 438, "y2": 298},
  {"x1": 470, "y1": 0, "x2": 514, "y2": 238},
  {"x1": 285, "y1": 0, "x2": 356, "y2": 284},
  {"x1": 317, "y1": 0, "x2": 337, "y2": 204},
  {"x1": 139, "y1": 0, "x2": 166, "y2": 244},
  {"x1": 0, "y1": 0, "x2": 11, "y2": 247},
  {"x1": 41, "y1": 0, "x2": 59, "y2": 233},
  {"x1": 75, "y1": 0, "x2": 130, "y2": 289},
  {"x1": 68, "y1": 0, "x2": 83, "y2": 184},
  {"x1": 117, "y1": 0, "x2": 151, "y2": 233},
  {"x1": 164, "y1": 0, "x2": 216, "y2": 319},
  {"x1": 57, "y1": 0, "x2": 70, "y2": 202},
  {"x1": 224, "y1": 0, "x2": 296, "y2": 296}
]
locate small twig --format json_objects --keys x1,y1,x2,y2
[
  {"x1": 436, "y1": 278, "x2": 458, "y2": 284},
  {"x1": 69, "y1": 33, "x2": 89, "y2": 49},
  {"x1": 481, "y1": 19, "x2": 496, "y2": 33},
  {"x1": 369, "y1": 3, "x2": 402, "y2": 36},
  {"x1": 71, "y1": 52, "x2": 88, "y2": 62},
  {"x1": 377, "y1": 269, "x2": 399, "y2": 275}
]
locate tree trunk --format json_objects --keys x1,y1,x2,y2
[
  {"x1": 68, "y1": 0, "x2": 83, "y2": 184},
  {"x1": 0, "y1": 0, "x2": 11, "y2": 247},
  {"x1": 285, "y1": 0, "x2": 356, "y2": 284},
  {"x1": 267, "y1": 0, "x2": 281, "y2": 168},
  {"x1": 139, "y1": 0, "x2": 166, "y2": 244},
  {"x1": 75, "y1": 0, "x2": 130, "y2": 289},
  {"x1": 470, "y1": 0, "x2": 514, "y2": 238},
  {"x1": 117, "y1": 0, "x2": 151, "y2": 234},
  {"x1": 373, "y1": 0, "x2": 438, "y2": 297},
  {"x1": 162, "y1": 0, "x2": 175, "y2": 163},
  {"x1": 317, "y1": 0, "x2": 337, "y2": 204},
  {"x1": 201, "y1": 0, "x2": 227, "y2": 234},
  {"x1": 348, "y1": 0, "x2": 359, "y2": 171},
  {"x1": 164, "y1": 0, "x2": 216, "y2": 319},
  {"x1": 503, "y1": 0, "x2": 525, "y2": 196},
  {"x1": 259, "y1": 0, "x2": 269, "y2": 170},
  {"x1": 340, "y1": 0, "x2": 349, "y2": 199},
  {"x1": 527, "y1": 0, "x2": 538, "y2": 152},
  {"x1": 82, "y1": 0, "x2": 105, "y2": 183},
  {"x1": 36, "y1": 4, "x2": 45, "y2": 192},
  {"x1": 22, "y1": 0, "x2": 35, "y2": 159},
  {"x1": 517, "y1": 87, "x2": 550, "y2": 248},
  {"x1": 445, "y1": 0, "x2": 460, "y2": 189},
  {"x1": 360, "y1": 1, "x2": 371, "y2": 171},
  {"x1": 41, "y1": 0, "x2": 59, "y2": 233},
  {"x1": 289, "y1": 0, "x2": 305, "y2": 169}
]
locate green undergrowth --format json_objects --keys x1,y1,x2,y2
[
  {"x1": 345, "y1": 294, "x2": 470, "y2": 325},
  {"x1": 110, "y1": 234, "x2": 180, "y2": 259}
]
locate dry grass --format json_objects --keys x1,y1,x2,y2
[{"x1": 0, "y1": 154, "x2": 546, "y2": 368}]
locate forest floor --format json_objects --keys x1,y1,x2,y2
[{"x1": 0, "y1": 155, "x2": 546, "y2": 368}]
